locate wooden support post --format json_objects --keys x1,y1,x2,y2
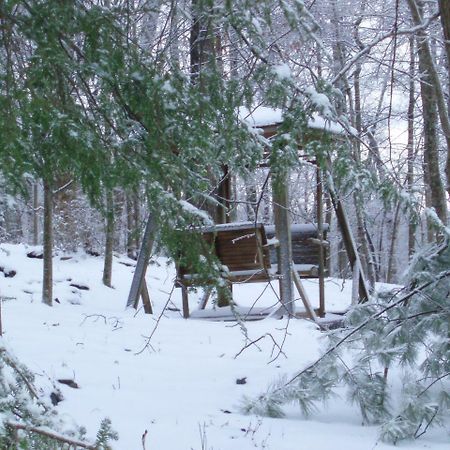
[
  {"x1": 272, "y1": 169, "x2": 295, "y2": 316},
  {"x1": 316, "y1": 165, "x2": 326, "y2": 317},
  {"x1": 291, "y1": 265, "x2": 318, "y2": 323},
  {"x1": 181, "y1": 284, "x2": 189, "y2": 318},
  {"x1": 126, "y1": 214, "x2": 156, "y2": 310},
  {"x1": 138, "y1": 279, "x2": 153, "y2": 314}
]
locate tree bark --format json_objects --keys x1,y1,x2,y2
[{"x1": 42, "y1": 180, "x2": 53, "y2": 306}]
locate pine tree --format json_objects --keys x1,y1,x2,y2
[{"x1": 243, "y1": 237, "x2": 450, "y2": 443}]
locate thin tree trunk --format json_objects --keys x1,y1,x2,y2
[
  {"x1": 422, "y1": 155, "x2": 435, "y2": 243},
  {"x1": 418, "y1": 29, "x2": 448, "y2": 227},
  {"x1": 407, "y1": 35, "x2": 416, "y2": 257},
  {"x1": 190, "y1": 0, "x2": 215, "y2": 85},
  {"x1": 42, "y1": 180, "x2": 53, "y2": 306},
  {"x1": 168, "y1": 0, "x2": 180, "y2": 69},
  {"x1": 386, "y1": 202, "x2": 401, "y2": 284},
  {"x1": 126, "y1": 190, "x2": 139, "y2": 260},
  {"x1": 272, "y1": 171, "x2": 294, "y2": 316},
  {"x1": 245, "y1": 177, "x2": 257, "y2": 221},
  {"x1": 126, "y1": 193, "x2": 134, "y2": 259},
  {"x1": 438, "y1": 0, "x2": 450, "y2": 195},
  {"x1": 102, "y1": 189, "x2": 114, "y2": 287},
  {"x1": 354, "y1": 193, "x2": 376, "y2": 287},
  {"x1": 262, "y1": 179, "x2": 272, "y2": 223},
  {"x1": 32, "y1": 182, "x2": 39, "y2": 245},
  {"x1": 407, "y1": 0, "x2": 450, "y2": 201}
]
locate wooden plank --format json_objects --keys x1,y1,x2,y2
[
  {"x1": 291, "y1": 265, "x2": 319, "y2": 323},
  {"x1": 126, "y1": 214, "x2": 156, "y2": 310},
  {"x1": 181, "y1": 284, "x2": 189, "y2": 318},
  {"x1": 139, "y1": 279, "x2": 153, "y2": 314}
]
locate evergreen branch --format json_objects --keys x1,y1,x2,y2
[
  {"x1": 279, "y1": 272, "x2": 449, "y2": 390},
  {"x1": 413, "y1": 406, "x2": 439, "y2": 439},
  {"x1": 418, "y1": 372, "x2": 450, "y2": 397},
  {"x1": 6, "y1": 422, "x2": 97, "y2": 449},
  {"x1": 0, "y1": 349, "x2": 40, "y2": 403}
]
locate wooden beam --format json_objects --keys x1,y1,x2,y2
[
  {"x1": 291, "y1": 265, "x2": 318, "y2": 323},
  {"x1": 181, "y1": 284, "x2": 189, "y2": 318},
  {"x1": 126, "y1": 214, "x2": 156, "y2": 310},
  {"x1": 139, "y1": 279, "x2": 153, "y2": 314}
]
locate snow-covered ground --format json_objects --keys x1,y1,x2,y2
[{"x1": 0, "y1": 243, "x2": 448, "y2": 449}]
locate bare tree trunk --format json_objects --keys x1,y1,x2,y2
[
  {"x1": 32, "y1": 182, "x2": 39, "y2": 245},
  {"x1": 141, "y1": 0, "x2": 162, "y2": 51},
  {"x1": 262, "y1": 179, "x2": 272, "y2": 223},
  {"x1": 439, "y1": 0, "x2": 450, "y2": 72},
  {"x1": 407, "y1": 35, "x2": 416, "y2": 256},
  {"x1": 407, "y1": 0, "x2": 450, "y2": 201},
  {"x1": 386, "y1": 202, "x2": 401, "y2": 284},
  {"x1": 42, "y1": 180, "x2": 53, "y2": 306},
  {"x1": 190, "y1": 0, "x2": 215, "y2": 84},
  {"x1": 438, "y1": 0, "x2": 450, "y2": 195},
  {"x1": 354, "y1": 193, "x2": 376, "y2": 287},
  {"x1": 272, "y1": 171, "x2": 294, "y2": 316},
  {"x1": 422, "y1": 155, "x2": 435, "y2": 243},
  {"x1": 126, "y1": 190, "x2": 140, "y2": 259},
  {"x1": 126, "y1": 193, "x2": 135, "y2": 259},
  {"x1": 245, "y1": 177, "x2": 257, "y2": 221},
  {"x1": 418, "y1": 30, "x2": 448, "y2": 227},
  {"x1": 102, "y1": 189, "x2": 114, "y2": 287},
  {"x1": 168, "y1": 0, "x2": 180, "y2": 69}
]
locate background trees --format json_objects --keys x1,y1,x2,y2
[{"x1": 0, "y1": 0, "x2": 449, "y2": 288}]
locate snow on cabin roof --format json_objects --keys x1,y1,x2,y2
[
  {"x1": 239, "y1": 106, "x2": 283, "y2": 127},
  {"x1": 238, "y1": 106, "x2": 356, "y2": 136}
]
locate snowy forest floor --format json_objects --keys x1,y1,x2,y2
[{"x1": 0, "y1": 243, "x2": 448, "y2": 449}]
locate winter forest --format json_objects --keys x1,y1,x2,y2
[{"x1": 0, "y1": 0, "x2": 449, "y2": 449}]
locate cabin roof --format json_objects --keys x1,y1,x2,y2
[{"x1": 238, "y1": 106, "x2": 356, "y2": 136}]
